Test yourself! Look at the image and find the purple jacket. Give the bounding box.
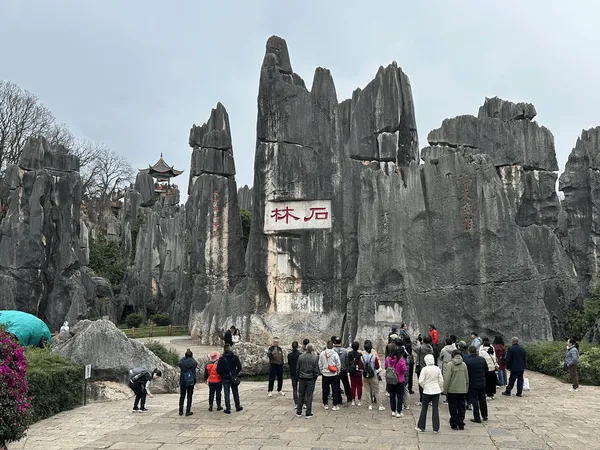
[385,356,407,383]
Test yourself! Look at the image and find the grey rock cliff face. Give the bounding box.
[0,137,105,330]
[238,185,253,211]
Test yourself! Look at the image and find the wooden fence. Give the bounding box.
[121,325,188,339]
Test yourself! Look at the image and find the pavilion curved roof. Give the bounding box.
[138,154,184,178]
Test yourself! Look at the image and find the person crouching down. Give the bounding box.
[128,368,162,412]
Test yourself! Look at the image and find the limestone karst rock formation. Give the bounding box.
[238,185,253,211]
[0,137,116,330]
[187,36,579,346]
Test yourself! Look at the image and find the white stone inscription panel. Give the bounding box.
[264,200,332,232]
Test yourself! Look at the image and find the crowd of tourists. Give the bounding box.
[127,323,581,433]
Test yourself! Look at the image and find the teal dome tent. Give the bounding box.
[0,310,53,346]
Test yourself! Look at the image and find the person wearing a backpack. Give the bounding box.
[413,335,434,405]
[318,341,341,410]
[493,336,507,386]
[128,368,162,412]
[416,354,443,433]
[204,351,223,411]
[333,336,351,404]
[178,349,198,416]
[216,344,243,414]
[359,340,385,411]
[385,345,408,417]
[348,341,362,406]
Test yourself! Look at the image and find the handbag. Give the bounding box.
[326,351,338,373]
[230,372,241,386]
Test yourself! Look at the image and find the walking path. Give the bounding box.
[9,338,600,450]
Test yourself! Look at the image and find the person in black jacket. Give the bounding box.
[464,346,488,423]
[295,343,320,418]
[128,368,162,412]
[288,341,301,407]
[223,326,235,346]
[216,344,243,414]
[502,336,527,397]
[178,349,198,416]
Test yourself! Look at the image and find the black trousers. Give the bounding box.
[407,360,415,392]
[417,393,440,432]
[296,379,316,416]
[336,370,351,403]
[208,381,222,407]
[469,387,488,421]
[129,381,146,409]
[179,385,194,413]
[505,370,524,395]
[447,393,466,429]
[322,375,339,406]
[268,364,283,392]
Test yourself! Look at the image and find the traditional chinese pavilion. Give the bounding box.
[138,153,184,186]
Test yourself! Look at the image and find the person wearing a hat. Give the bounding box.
[204,351,223,411]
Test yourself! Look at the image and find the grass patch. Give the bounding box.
[523,341,600,386]
[144,340,180,367]
[25,347,83,423]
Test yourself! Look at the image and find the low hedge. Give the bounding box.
[144,340,179,367]
[523,341,600,386]
[25,347,83,423]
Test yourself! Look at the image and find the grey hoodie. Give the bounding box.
[414,342,434,369]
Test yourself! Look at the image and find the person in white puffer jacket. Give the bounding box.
[479,337,498,400]
[416,354,444,433]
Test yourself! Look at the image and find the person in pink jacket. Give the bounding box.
[385,346,408,417]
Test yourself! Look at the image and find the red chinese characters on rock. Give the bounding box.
[270,206,329,224]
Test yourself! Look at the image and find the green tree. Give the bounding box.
[240,208,252,250]
[89,233,126,285]
[565,281,600,339]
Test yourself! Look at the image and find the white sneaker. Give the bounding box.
[391,412,397,417]
[378,405,386,411]
[357,401,362,407]
[397,412,404,418]
[268,392,272,397]
[569,388,579,392]
[416,402,422,406]
[386,392,390,396]
[324,404,329,410]
[351,400,356,406]
[294,404,297,409]
[332,405,340,411]
[368,405,373,410]
[404,404,410,410]
[279,391,286,396]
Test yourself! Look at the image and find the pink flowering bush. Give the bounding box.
[0,327,31,448]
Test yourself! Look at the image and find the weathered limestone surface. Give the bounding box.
[238,184,253,211]
[559,127,600,290]
[0,138,116,329]
[54,319,178,393]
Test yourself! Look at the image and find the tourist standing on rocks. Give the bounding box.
[479,338,498,400]
[413,335,434,405]
[319,341,341,410]
[443,349,469,430]
[565,338,580,392]
[333,337,351,404]
[288,341,301,407]
[471,332,482,351]
[360,340,384,411]
[385,345,408,417]
[216,344,243,414]
[302,338,310,352]
[232,328,241,344]
[204,351,223,411]
[178,349,198,416]
[223,326,235,346]
[267,337,285,397]
[295,343,320,418]
[416,354,443,433]
[493,336,507,386]
[128,368,162,413]
[464,346,488,423]
[348,341,363,405]
[502,337,527,398]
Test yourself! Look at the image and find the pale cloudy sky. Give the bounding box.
[2,1,599,198]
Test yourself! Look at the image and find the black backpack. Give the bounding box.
[347,351,359,373]
[362,355,375,379]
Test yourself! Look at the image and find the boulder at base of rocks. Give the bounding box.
[86,381,132,403]
[230,342,270,376]
[53,319,178,393]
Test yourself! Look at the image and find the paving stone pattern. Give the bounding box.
[9,370,600,450]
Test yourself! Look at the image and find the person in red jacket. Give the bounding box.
[204,352,223,411]
[429,325,440,364]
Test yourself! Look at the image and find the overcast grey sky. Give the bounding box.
[2,1,599,199]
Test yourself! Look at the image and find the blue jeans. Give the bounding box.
[223,380,241,411]
[497,369,507,386]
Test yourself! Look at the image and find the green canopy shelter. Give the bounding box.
[0,310,53,347]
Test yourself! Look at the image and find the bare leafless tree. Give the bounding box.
[79,142,133,201]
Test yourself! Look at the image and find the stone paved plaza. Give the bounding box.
[9,367,600,450]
